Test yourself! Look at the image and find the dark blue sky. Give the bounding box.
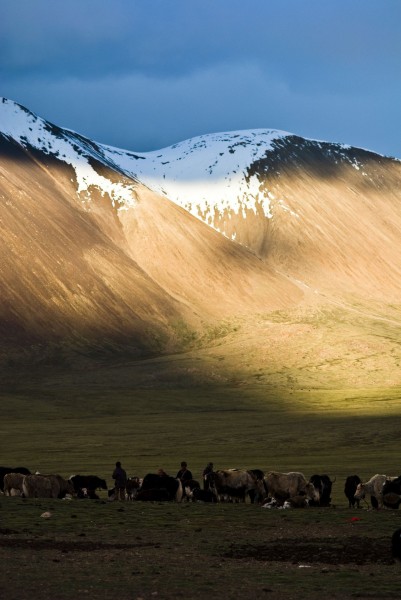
[1,0,400,156]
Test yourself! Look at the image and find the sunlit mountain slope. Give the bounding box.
[0,99,301,366]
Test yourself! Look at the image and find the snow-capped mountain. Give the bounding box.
[0,98,293,235]
[2,97,401,367]
[0,98,138,208]
[101,128,398,258]
[0,98,300,365]
[102,129,290,223]
[2,97,399,261]
[101,129,383,240]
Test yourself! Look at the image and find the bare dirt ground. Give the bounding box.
[225,535,393,565]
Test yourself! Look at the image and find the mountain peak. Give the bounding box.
[1,98,401,370]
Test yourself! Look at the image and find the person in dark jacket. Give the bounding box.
[112,461,127,501]
[202,462,214,490]
[176,461,192,483]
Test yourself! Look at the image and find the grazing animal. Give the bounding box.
[3,472,25,496]
[69,475,107,496]
[382,476,401,509]
[191,487,217,503]
[284,495,310,508]
[182,479,201,501]
[344,475,361,508]
[22,474,57,498]
[262,498,279,509]
[126,477,141,500]
[264,471,320,505]
[354,474,392,509]
[309,474,335,507]
[107,488,116,501]
[263,495,309,509]
[208,469,266,503]
[0,467,31,492]
[247,469,266,503]
[383,492,401,509]
[79,488,100,499]
[391,528,401,562]
[135,488,172,502]
[44,474,74,498]
[139,474,183,502]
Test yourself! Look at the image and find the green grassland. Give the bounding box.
[2,382,401,495]
[2,300,401,598]
[1,300,401,495]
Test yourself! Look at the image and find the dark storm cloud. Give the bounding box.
[2,0,400,84]
[1,0,400,156]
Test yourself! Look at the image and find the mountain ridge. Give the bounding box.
[0,98,301,367]
[1,97,401,375]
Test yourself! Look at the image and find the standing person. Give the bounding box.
[202,462,214,490]
[112,461,127,501]
[176,461,192,484]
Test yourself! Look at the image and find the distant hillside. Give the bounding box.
[0,99,299,367]
[1,97,401,373]
[101,128,401,301]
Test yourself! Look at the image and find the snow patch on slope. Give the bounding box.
[0,98,137,209]
[101,129,292,234]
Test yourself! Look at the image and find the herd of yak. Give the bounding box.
[2,465,401,510]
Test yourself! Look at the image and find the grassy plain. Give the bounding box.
[2,380,401,495]
[2,495,401,599]
[1,300,401,598]
[1,301,401,485]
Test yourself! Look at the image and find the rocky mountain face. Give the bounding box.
[1,98,401,368]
